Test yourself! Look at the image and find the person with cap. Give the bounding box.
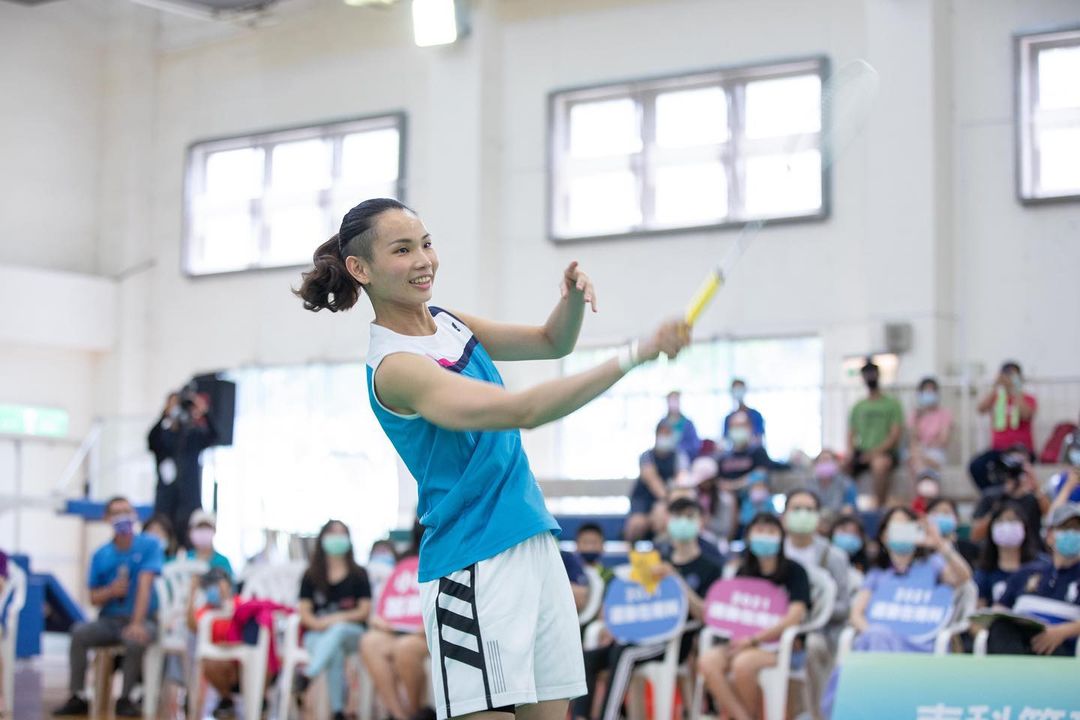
[573,497,722,720]
[54,496,164,717]
[186,509,234,577]
[984,503,1080,656]
[969,360,1038,491]
[722,378,766,448]
[845,358,904,509]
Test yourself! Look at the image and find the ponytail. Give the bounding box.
[293,234,361,312]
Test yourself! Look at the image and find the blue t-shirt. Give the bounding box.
[974,567,1015,606]
[367,307,559,583]
[186,549,234,578]
[89,534,165,618]
[561,550,588,586]
[862,554,947,593]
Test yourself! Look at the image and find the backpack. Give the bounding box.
[1040,423,1078,464]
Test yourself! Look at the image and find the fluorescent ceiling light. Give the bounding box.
[411,0,461,47]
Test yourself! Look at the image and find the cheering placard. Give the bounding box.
[376,556,423,632]
[704,578,790,642]
[603,576,687,645]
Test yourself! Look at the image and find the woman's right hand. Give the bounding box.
[638,319,691,363]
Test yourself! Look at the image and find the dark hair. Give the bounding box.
[918,376,939,391]
[785,488,821,511]
[1001,361,1022,377]
[874,506,929,568]
[739,512,790,580]
[977,500,1039,572]
[304,519,364,593]
[829,513,871,571]
[293,198,413,313]
[144,513,178,557]
[405,518,425,559]
[731,378,746,388]
[369,539,397,560]
[926,497,959,517]
[576,522,604,539]
[104,496,130,515]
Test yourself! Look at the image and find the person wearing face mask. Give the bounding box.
[970,452,1049,548]
[574,498,722,720]
[737,471,777,537]
[974,502,1039,608]
[722,379,766,448]
[54,497,165,717]
[907,376,953,476]
[661,391,702,459]
[143,513,178,561]
[575,523,614,586]
[367,539,399,601]
[807,449,857,521]
[185,510,234,576]
[828,514,872,575]
[297,520,372,720]
[845,359,904,509]
[969,361,1038,491]
[781,490,851,720]
[910,469,941,516]
[924,498,979,566]
[183,567,238,719]
[985,504,1080,656]
[697,513,809,720]
[624,423,690,542]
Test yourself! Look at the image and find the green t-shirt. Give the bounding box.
[849,394,903,452]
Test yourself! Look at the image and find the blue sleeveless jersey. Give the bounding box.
[366,306,559,583]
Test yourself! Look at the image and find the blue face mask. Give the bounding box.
[1055,529,1080,558]
[668,516,699,542]
[886,539,916,556]
[748,535,781,559]
[111,516,136,537]
[204,585,222,608]
[832,532,863,555]
[932,515,957,536]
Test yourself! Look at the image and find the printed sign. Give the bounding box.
[603,576,687,645]
[866,578,953,642]
[703,578,790,642]
[833,653,1080,720]
[375,556,423,632]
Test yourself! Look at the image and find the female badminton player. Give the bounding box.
[296,198,690,720]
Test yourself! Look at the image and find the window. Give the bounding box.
[549,58,826,241]
[184,114,405,275]
[1017,28,1080,202]
[557,336,823,479]
[206,363,402,570]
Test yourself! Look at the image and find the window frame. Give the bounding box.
[1015,25,1080,206]
[182,112,408,278]
[546,55,830,243]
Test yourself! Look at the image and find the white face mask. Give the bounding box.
[729,426,751,447]
[189,527,215,550]
[656,434,677,452]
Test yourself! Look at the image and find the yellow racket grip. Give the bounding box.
[684,270,723,325]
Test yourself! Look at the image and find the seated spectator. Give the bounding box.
[807,449,857,522]
[974,500,1040,608]
[969,361,1037,491]
[847,507,972,653]
[697,513,809,720]
[562,550,592,613]
[970,451,1049,546]
[297,520,372,720]
[782,490,851,720]
[360,528,431,720]
[845,359,903,509]
[1048,467,1080,516]
[925,498,980,567]
[576,523,614,585]
[661,391,701,459]
[54,496,164,717]
[829,514,872,575]
[143,513,178,560]
[185,567,238,718]
[723,379,766,447]
[575,497,721,720]
[985,504,1080,656]
[624,423,689,542]
[737,470,776,538]
[911,469,941,516]
[186,510,233,576]
[367,538,399,599]
[907,377,952,475]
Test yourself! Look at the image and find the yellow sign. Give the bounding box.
[629,549,662,595]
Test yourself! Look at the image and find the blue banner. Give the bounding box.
[834,653,1080,720]
[603,576,687,645]
[865,578,954,642]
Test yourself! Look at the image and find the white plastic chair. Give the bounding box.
[190,561,306,720]
[632,617,695,720]
[579,566,605,626]
[1,563,27,717]
[142,559,208,719]
[274,613,311,720]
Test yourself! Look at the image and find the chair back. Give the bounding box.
[579,566,605,625]
[1,563,27,637]
[801,566,838,633]
[240,560,307,605]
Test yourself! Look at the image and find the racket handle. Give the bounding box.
[684,270,723,325]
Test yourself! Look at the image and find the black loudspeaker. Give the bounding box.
[191,373,236,447]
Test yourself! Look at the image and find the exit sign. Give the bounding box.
[0,404,69,438]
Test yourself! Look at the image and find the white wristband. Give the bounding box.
[617,339,640,373]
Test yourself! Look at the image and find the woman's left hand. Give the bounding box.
[560,261,597,312]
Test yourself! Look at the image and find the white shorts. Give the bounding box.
[420,532,587,719]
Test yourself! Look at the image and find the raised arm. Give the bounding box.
[375,319,689,431]
[451,262,596,361]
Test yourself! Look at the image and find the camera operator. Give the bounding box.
[147,385,218,548]
[970,448,1050,549]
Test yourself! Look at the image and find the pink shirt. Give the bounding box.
[909,407,952,448]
